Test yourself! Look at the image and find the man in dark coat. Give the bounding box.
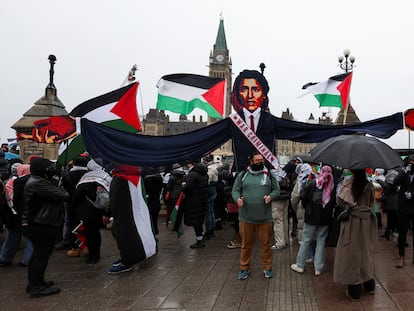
[181,161,209,248]
[394,154,414,268]
[22,158,69,297]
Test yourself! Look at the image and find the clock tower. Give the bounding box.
[209,15,233,157]
[209,15,232,118]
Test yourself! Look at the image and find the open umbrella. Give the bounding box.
[309,134,403,169]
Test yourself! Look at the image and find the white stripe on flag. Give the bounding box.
[58,137,75,155]
[129,179,156,258]
[157,79,204,101]
[82,103,119,123]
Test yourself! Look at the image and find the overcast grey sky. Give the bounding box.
[1,0,413,149]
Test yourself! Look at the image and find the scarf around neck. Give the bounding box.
[316,165,334,207]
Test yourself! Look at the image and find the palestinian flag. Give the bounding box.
[170,192,185,238]
[58,82,141,165]
[72,221,87,251]
[110,174,157,266]
[302,72,353,109]
[156,74,225,119]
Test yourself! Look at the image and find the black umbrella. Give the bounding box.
[309,134,403,169]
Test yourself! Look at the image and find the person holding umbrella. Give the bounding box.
[307,134,403,300]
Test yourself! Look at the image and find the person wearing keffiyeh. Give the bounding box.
[73,159,112,265]
[290,163,314,242]
[316,165,334,208]
[291,165,335,276]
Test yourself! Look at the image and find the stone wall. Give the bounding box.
[18,140,59,163]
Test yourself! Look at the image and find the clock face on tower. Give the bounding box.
[216,54,224,62]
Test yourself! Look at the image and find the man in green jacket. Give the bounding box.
[232,151,280,280]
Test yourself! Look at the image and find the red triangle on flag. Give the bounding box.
[404,109,414,130]
[110,82,142,131]
[202,80,225,116]
[336,72,353,110]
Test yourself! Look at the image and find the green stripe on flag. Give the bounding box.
[170,206,184,238]
[314,94,343,109]
[57,135,86,165]
[157,94,222,119]
[103,119,139,132]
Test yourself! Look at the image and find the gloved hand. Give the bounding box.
[405,191,412,200]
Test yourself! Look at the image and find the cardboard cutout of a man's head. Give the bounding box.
[231,70,270,112]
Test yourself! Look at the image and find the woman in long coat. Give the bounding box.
[334,169,376,301]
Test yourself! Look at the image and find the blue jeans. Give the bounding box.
[0,228,33,264]
[295,223,328,271]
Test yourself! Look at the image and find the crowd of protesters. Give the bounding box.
[0,144,414,303]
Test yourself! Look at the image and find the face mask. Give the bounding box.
[250,163,264,171]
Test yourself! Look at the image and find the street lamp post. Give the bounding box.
[338,49,355,73]
[337,49,355,124]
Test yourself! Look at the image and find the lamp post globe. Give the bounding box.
[338,49,355,73]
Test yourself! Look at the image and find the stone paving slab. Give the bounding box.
[0,220,412,310]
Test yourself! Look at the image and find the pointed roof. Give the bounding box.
[11,55,68,130]
[214,15,227,51]
[334,103,361,125]
[281,108,294,120]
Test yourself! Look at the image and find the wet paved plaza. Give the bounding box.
[0,218,413,311]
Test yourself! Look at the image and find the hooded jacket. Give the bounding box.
[22,158,69,226]
[181,163,209,226]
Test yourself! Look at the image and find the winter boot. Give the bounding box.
[379,230,390,240]
[190,240,206,249]
[363,279,375,294]
[346,284,361,301]
[395,256,404,268]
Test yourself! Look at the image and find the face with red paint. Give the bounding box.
[239,78,264,112]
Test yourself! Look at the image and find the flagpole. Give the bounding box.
[338,49,355,125]
[126,65,144,130]
[139,81,145,129]
[343,97,350,125]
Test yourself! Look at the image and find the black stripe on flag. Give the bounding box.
[162,73,224,90]
[70,82,137,117]
[329,73,349,82]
